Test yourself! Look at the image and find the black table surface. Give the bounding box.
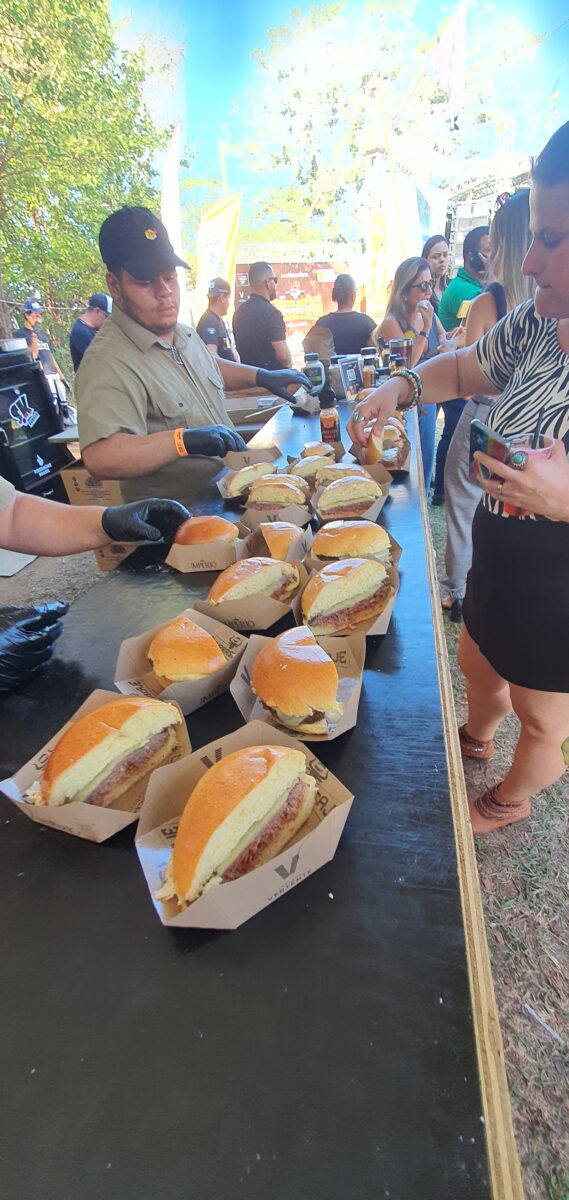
[0,406,491,1200]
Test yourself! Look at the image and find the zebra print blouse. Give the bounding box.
[476,300,569,518]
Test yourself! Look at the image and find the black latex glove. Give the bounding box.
[101,499,192,543]
[255,368,311,402]
[182,425,246,456]
[0,602,68,692]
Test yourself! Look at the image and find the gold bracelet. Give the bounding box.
[173,427,188,457]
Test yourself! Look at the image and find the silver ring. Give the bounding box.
[509,450,529,471]
[352,409,365,424]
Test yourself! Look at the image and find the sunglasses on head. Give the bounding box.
[495,191,511,211]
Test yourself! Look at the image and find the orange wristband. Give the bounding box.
[174,427,188,457]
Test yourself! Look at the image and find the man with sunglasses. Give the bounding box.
[232,261,293,371]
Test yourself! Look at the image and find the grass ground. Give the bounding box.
[428,498,569,1200]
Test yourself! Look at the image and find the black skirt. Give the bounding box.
[462,503,569,692]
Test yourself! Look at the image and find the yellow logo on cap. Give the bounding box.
[144,228,157,240]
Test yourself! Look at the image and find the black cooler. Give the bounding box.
[0,349,73,501]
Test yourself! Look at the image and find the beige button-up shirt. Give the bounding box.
[76,305,233,504]
[0,476,15,513]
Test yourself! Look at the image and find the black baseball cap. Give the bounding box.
[88,293,112,313]
[98,206,189,280]
[208,277,231,297]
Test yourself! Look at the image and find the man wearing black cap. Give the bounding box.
[196,278,237,361]
[69,294,112,372]
[75,207,308,504]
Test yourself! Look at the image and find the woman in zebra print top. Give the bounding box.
[349,120,569,835]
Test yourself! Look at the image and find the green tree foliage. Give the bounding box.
[230,0,545,245]
[0,0,166,346]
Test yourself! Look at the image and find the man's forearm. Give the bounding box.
[216,359,259,390]
[2,492,110,554]
[82,431,180,480]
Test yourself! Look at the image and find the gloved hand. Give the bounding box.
[101,499,192,543]
[0,602,68,692]
[182,425,246,456]
[255,368,312,402]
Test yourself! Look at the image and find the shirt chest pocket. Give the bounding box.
[150,385,191,426]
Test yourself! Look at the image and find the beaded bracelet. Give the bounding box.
[394,367,423,408]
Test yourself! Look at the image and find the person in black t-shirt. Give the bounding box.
[196,277,237,361]
[232,261,291,371]
[69,293,112,371]
[313,274,376,355]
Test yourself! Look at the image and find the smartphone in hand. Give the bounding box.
[469,418,510,484]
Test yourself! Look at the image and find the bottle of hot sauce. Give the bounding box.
[319,384,340,445]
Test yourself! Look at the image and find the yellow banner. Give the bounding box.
[195,195,241,314]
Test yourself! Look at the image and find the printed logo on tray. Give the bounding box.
[9,393,39,429]
[274,853,300,880]
[269,854,312,901]
[225,634,244,658]
[240,663,252,689]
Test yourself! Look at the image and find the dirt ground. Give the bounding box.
[2,492,568,1199]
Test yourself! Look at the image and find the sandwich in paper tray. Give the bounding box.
[0,689,191,842]
[135,720,354,930]
[114,607,247,716]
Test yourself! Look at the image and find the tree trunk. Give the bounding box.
[0,273,13,339]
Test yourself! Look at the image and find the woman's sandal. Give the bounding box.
[469,786,531,835]
[459,724,495,760]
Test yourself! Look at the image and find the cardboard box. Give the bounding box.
[135,720,354,929]
[194,562,309,632]
[0,690,191,842]
[59,461,137,571]
[114,608,247,716]
[230,632,365,741]
[305,532,402,575]
[293,563,399,637]
[165,528,248,574]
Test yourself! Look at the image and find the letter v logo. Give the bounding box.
[200,747,223,769]
[274,853,300,879]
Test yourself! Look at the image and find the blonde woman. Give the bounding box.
[375,257,445,491]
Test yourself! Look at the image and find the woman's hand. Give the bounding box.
[476,440,569,521]
[347,377,412,447]
[418,300,434,334]
[439,326,464,353]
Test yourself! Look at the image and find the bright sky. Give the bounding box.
[112,0,569,189]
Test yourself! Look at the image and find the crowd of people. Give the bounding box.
[3,116,568,840]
